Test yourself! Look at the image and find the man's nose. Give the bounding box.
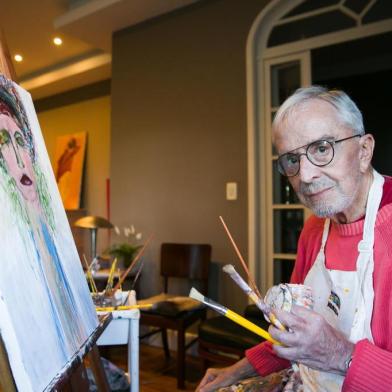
[297,154,320,183]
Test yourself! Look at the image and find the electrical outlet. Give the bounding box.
[226,182,238,200]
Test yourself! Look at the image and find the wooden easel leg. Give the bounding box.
[0,335,17,392]
[87,345,111,392]
[66,363,90,391]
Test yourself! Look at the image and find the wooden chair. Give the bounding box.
[139,243,211,389]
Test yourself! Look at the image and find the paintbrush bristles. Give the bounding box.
[82,254,98,293]
[219,216,262,299]
[222,264,235,274]
[189,287,204,303]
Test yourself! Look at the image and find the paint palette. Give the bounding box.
[264,283,314,314]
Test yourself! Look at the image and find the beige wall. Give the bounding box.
[37,96,111,254]
[111,0,268,310]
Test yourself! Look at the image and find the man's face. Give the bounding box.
[273,100,362,218]
[0,114,37,202]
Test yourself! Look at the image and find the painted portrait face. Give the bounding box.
[273,100,363,218]
[0,113,37,203]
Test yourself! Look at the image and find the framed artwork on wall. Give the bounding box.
[54,131,87,210]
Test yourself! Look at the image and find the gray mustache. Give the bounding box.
[299,178,336,195]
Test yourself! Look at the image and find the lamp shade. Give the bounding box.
[74,216,113,229]
[73,215,113,260]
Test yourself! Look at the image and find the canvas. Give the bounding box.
[0,75,98,391]
[54,132,87,210]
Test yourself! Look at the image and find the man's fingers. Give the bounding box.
[290,304,313,317]
[198,374,229,392]
[196,368,218,391]
[272,344,303,362]
[268,323,301,347]
[196,368,234,392]
[271,308,303,330]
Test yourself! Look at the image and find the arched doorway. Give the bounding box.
[246,0,392,293]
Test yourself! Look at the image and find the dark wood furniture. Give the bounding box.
[140,243,211,389]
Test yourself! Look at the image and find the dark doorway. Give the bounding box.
[312,32,392,175]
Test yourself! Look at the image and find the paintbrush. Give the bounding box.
[219,216,261,298]
[189,287,281,346]
[223,264,269,312]
[95,304,153,312]
[131,257,145,290]
[82,254,98,294]
[110,234,153,294]
[223,264,285,331]
[104,257,118,294]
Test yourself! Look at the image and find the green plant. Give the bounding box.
[106,225,142,268]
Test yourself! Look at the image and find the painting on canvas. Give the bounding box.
[0,75,98,391]
[54,131,87,210]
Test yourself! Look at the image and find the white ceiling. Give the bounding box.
[0,0,198,99]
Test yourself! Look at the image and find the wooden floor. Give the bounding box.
[99,344,205,391]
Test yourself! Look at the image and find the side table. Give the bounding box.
[97,308,140,392]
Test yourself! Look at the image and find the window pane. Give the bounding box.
[273,259,295,285]
[344,0,371,14]
[268,11,355,47]
[272,160,300,204]
[271,62,301,107]
[284,0,340,18]
[363,0,392,24]
[273,209,303,254]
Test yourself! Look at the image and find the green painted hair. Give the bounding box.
[0,76,55,231]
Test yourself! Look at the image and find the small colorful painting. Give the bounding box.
[54,132,87,210]
[0,75,98,391]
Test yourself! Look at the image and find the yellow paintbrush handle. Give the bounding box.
[96,304,153,312]
[87,271,97,293]
[226,309,281,346]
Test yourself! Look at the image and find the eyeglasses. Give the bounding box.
[277,134,361,177]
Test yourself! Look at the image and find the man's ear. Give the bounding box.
[358,134,375,172]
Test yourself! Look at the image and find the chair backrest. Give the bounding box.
[160,243,211,293]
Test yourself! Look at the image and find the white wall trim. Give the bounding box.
[246,0,303,293]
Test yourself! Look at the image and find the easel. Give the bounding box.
[0,314,113,392]
[0,31,113,392]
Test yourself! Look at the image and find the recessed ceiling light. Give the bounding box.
[14,54,23,62]
[53,37,63,46]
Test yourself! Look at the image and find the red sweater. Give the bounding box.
[246,176,392,391]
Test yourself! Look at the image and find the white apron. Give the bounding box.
[299,170,384,392]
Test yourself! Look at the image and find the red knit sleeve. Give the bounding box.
[245,341,290,376]
[343,339,392,391]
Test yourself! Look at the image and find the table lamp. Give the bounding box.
[74,215,113,260]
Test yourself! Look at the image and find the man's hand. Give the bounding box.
[269,305,354,375]
[196,357,256,392]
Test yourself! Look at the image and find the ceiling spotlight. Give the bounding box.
[53,37,63,46]
[14,54,23,62]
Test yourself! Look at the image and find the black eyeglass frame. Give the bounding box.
[277,134,362,177]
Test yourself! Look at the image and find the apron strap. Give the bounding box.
[320,219,330,252]
[358,170,384,254]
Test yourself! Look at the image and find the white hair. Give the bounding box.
[273,86,365,136]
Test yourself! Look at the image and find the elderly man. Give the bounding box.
[197,86,392,391]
